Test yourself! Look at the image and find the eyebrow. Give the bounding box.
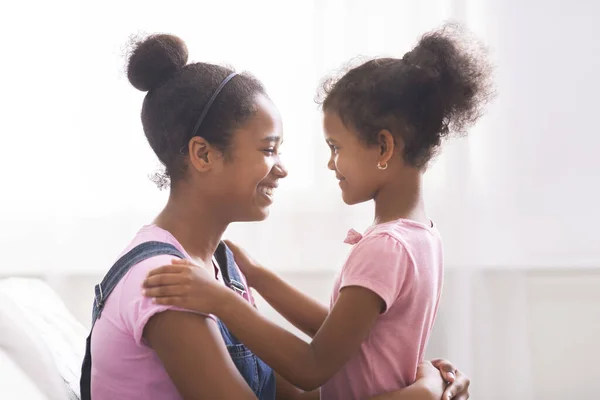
[262,135,282,144]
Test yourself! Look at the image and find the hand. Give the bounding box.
[430,359,470,400]
[415,361,446,399]
[223,240,262,287]
[142,259,229,314]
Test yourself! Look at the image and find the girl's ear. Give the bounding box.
[377,129,396,165]
[186,136,221,173]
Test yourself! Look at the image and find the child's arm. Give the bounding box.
[274,372,320,399]
[218,284,381,390]
[225,240,328,338]
[249,265,328,338]
[144,261,385,391]
[143,262,470,400]
[275,361,454,400]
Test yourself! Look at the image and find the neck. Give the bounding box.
[373,170,428,226]
[154,187,227,265]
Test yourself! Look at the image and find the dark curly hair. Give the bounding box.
[126,34,266,189]
[319,23,495,167]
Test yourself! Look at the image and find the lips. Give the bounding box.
[258,186,274,197]
[257,182,278,201]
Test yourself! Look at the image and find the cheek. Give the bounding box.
[332,153,346,172]
[251,156,273,180]
[232,156,272,188]
[340,154,378,189]
[335,152,362,177]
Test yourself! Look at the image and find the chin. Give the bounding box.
[342,197,361,206]
[238,207,270,222]
[254,208,270,221]
[341,191,370,206]
[341,194,359,205]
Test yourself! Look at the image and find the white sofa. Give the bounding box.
[0,278,86,400]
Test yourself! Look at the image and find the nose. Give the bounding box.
[273,157,288,179]
[327,154,335,171]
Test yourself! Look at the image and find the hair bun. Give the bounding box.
[401,23,494,138]
[127,34,189,92]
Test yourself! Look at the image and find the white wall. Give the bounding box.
[526,271,600,399]
[421,0,600,270]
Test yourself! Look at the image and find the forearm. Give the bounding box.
[368,381,437,400]
[252,266,328,338]
[280,389,320,400]
[275,373,320,400]
[218,290,325,390]
[277,375,436,400]
[276,373,436,400]
[296,391,320,400]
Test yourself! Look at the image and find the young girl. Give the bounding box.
[143,24,492,400]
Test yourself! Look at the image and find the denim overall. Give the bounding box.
[79,241,276,400]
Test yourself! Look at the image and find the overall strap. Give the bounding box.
[80,241,185,400]
[215,241,247,297]
[92,241,185,323]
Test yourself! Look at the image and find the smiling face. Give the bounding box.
[188,94,288,221]
[323,111,387,205]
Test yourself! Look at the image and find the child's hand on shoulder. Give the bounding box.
[142,258,228,314]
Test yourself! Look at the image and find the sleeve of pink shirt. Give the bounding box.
[339,233,412,313]
[117,254,216,346]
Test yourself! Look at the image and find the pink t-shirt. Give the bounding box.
[320,219,444,400]
[90,224,253,399]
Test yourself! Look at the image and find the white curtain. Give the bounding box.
[2,0,600,399]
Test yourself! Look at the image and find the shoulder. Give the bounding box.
[106,227,197,343]
[355,219,440,259]
[116,224,188,303]
[347,231,408,264]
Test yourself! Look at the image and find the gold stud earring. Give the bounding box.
[377,162,388,170]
